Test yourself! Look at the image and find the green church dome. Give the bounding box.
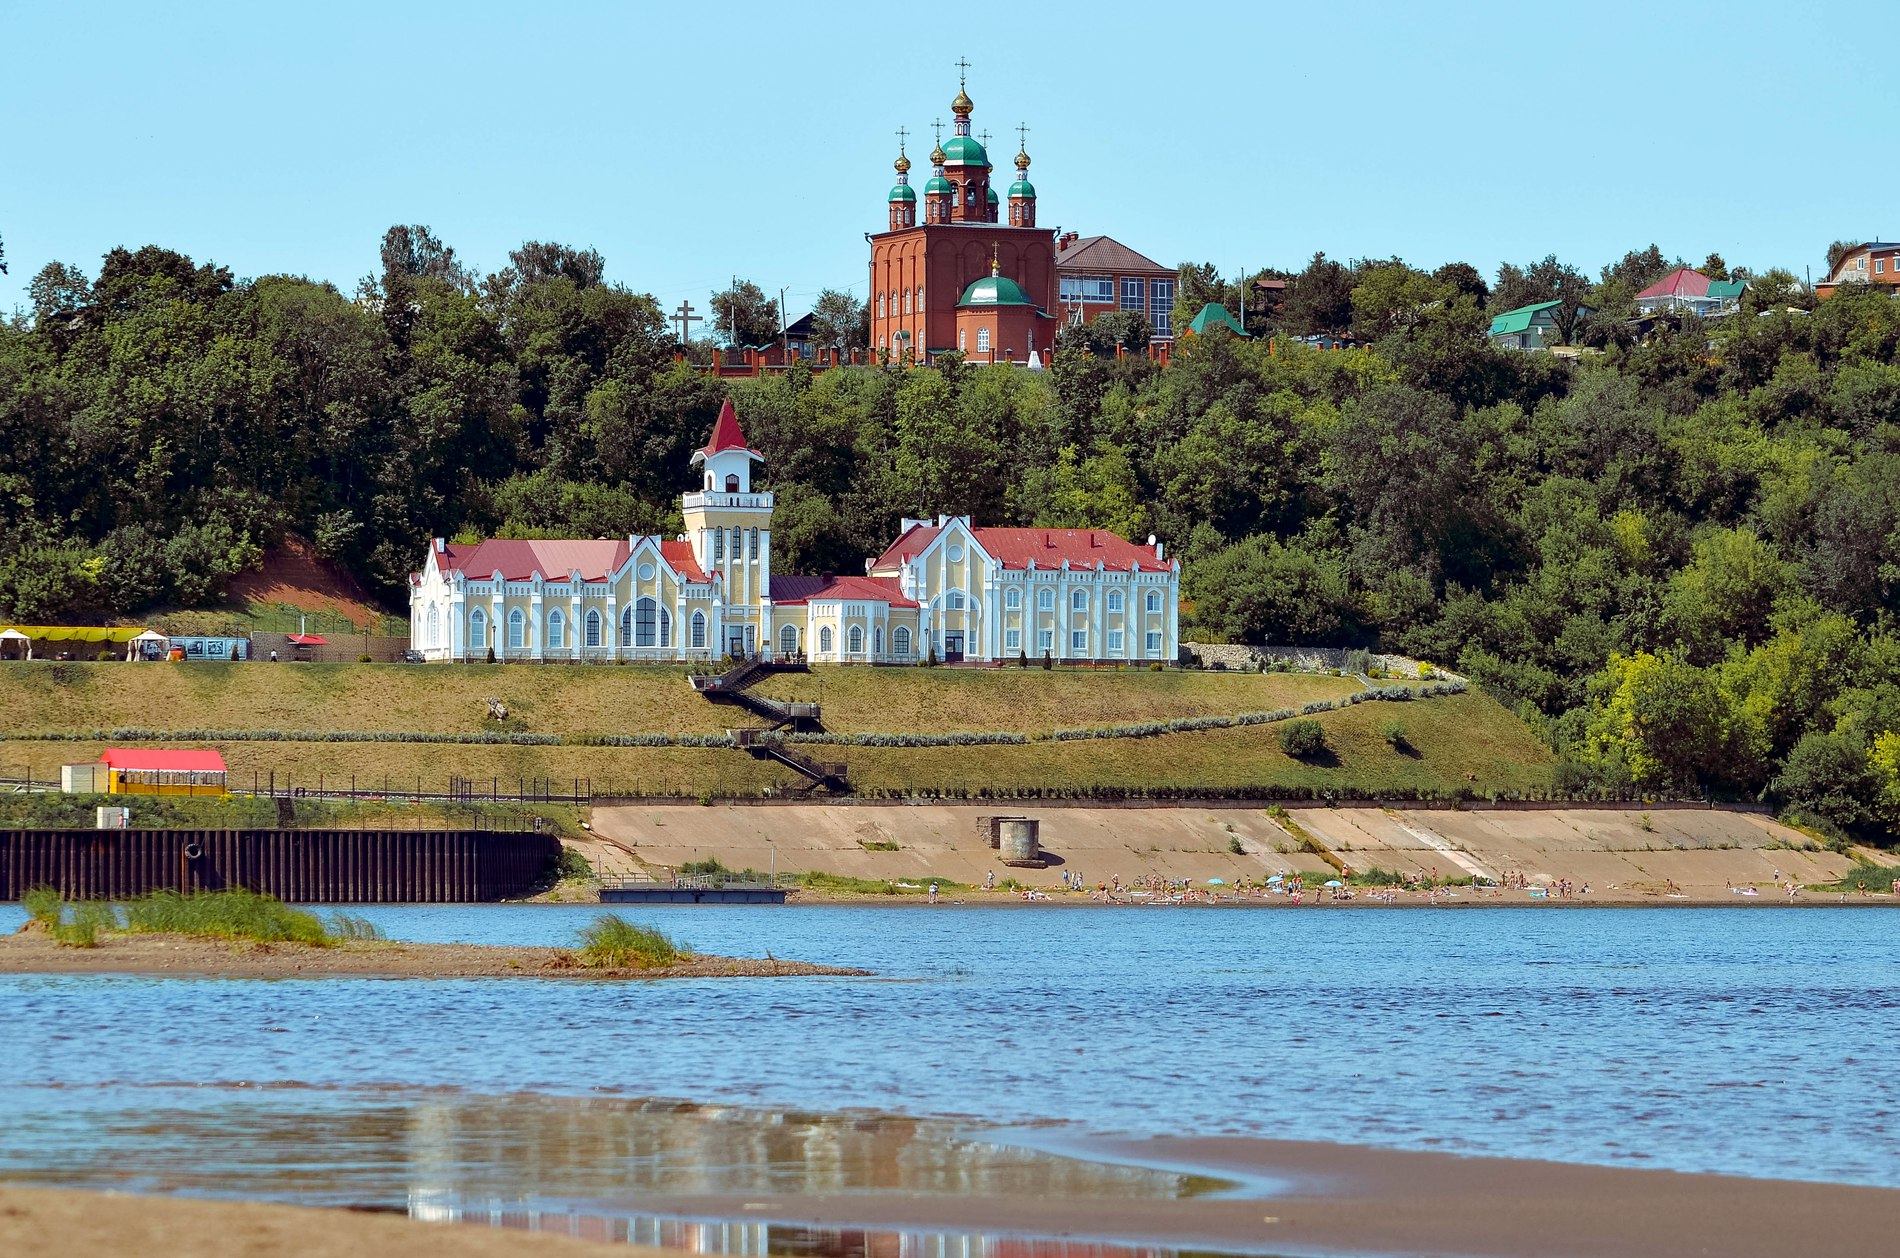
[924,175,952,195]
[957,274,1035,307]
[942,134,989,166]
[1008,179,1036,198]
[888,184,917,202]
[986,187,999,205]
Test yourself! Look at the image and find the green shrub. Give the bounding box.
[1279,719,1325,757]
[326,912,385,942]
[576,914,686,968]
[1379,719,1408,747]
[22,885,62,926]
[1227,835,1244,854]
[53,901,118,948]
[95,649,113,662]
[358,653,373,663]
[551,847,594,882]
[124,889,329,945]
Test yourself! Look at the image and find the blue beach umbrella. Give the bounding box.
[1206,878,1226,885]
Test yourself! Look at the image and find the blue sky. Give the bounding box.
[4,0,1894,317]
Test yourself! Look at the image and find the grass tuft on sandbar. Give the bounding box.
[575,914,687,969]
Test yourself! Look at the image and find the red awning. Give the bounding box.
[285,634,328,646]
[100,748,228,773]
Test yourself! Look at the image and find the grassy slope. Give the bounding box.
[0,661,1551,797]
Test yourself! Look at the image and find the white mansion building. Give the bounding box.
[409,401,1180,665]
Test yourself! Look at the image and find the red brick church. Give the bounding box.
[870,74,1057,366]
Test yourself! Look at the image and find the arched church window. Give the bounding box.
[819,626,833,654]
[1146,590,1162,614]
[635,598,658,647]
[731,527,742,558]
[547,609,565,650]
[1107,590,1124,613]
[426,605,439,648]
[724,474,739,493]
[1037,588,1055,611]
[585,608,601,647]
[778,623,797,657]
[507,608,525,649]
[959,328,966,351]
[620,606,635,648]
[916,285,924,308]
[848,625,864,655]
[692,610,707,649]
[714,529,724,561]
[874,625,884,655]
[947,589,964,610]
[468,608,485,649]
[893,626,911,657]
[748,528,758,558]
[903,290,911,314]
[877,294,885,318]
[1071,589,1088,612]
[659,605,672,648]
[1005,588,1021,610]
[977,328,990,354]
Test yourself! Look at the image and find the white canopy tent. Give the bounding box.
[128,628,170,662]
[0,628,30,660]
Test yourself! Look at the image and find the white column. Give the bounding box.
[605,597,619,660]
[1167,574,1180,661]
[530,594,543,660]
[449,595,465,661]
[489,595,503,658]
[1092,576,1104,661]
[569,597,582,661]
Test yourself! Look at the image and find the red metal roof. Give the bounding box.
[769,574,917,607]
[285,633,328,646]
[100,748,227,773]
[697,399,759,459]
[659,539,708,583]
[441,538,630,581]
[872,524,1164,574]
[1635,268,1714,300]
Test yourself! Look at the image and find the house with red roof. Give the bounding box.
[1634,268,1746,317]
[410,399,1178,664]
[92,748,228,797]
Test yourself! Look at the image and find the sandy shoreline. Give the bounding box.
[0,929,868,979]
[7,1129,1896,1258]
[774,887,1896,907]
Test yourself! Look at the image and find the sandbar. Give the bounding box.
[0,929,867,979]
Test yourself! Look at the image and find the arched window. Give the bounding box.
[426,605,439,648]
[585,608,601,648]
[977,327,991,354]
[819,626,833,654]
[658,605,672,648]
[747,527,758,558]
[1005,588,1021,611]
[893,625,911,656]
[778,623,797,656]
[1071,589,1088,612]
[848,625,864,655]
[714,529,724,561]
[547,609,565,650]
[731,527,742,558]
[724,474,739,493]
[635,597,658,647]
[959,327,967,351]
[874,625,884,654]
[903,289,911,314]
[1037,588,1054,611]
[692,610,707,649]
[916,285,924,309]
[507,608,525,649]
[620,606,635,647]
[1107,590,1124,613]
[1146,590,1162,614]
[947,589,965,610]
[877,293,886,318]
[468,608,486,649]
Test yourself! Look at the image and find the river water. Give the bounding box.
[1,903,1895,1246]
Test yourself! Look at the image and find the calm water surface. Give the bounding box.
[1,903,1895,1217]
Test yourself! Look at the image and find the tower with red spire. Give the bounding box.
[683,399,772,649]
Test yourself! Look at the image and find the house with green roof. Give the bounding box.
[1487,300,1592,350]
[1185,301,1249,338]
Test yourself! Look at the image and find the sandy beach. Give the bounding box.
[10,1132,1895,1258]
[0,929,867,979]
[0,1185,665,1258]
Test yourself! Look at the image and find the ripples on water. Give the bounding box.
[0,902,1895,1209]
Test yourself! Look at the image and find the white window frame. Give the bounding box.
[1005,587,1022,610]
[947,589,965,610]
[1036,588,1054,611]
[1145,590,1162,614]
[779,623,797,656]
[469,608,486,649]
[691,610,706,649]
[1107,590,1124,612]
[977,327,990,353]
[1146,631,1162,655]
[1107,628,1124,652]
[848,625,864,655]
[547,609,564,650]
[1037,628,1054,654]
[713,529,724,561]
[1005,627,1022,651]
[819,625,834,654]
[1149,278,1175,335]
[1070,628,1087,654]
[893,625,911,656]
[585,609,601,648]
[1060,274,1115,304]
[1070,589,1087,612]
[1121,277,1144,310]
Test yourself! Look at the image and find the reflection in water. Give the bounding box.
[419,1198,1244,1258]
[0,1090,1227,1209]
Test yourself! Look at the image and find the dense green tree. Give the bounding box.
[709,278,781,347]
[809,288,867,352]
[1279,252,1355,337]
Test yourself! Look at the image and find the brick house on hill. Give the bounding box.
[1054,235,1178,340]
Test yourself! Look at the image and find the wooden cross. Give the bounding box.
[955,56,971,87]
[672,300,702,344]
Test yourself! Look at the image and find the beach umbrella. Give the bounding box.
[1266,874,1284,883]
[1324,879,1344,888]
[1206,877,1226,885]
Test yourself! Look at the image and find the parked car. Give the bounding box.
[399,649,425,663]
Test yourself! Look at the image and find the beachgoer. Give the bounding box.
[269,649,278,662]
[984,870,994,891]
[929,882,939,904]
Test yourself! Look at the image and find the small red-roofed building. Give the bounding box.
[410,399,1178,665]
[96,748,229,797]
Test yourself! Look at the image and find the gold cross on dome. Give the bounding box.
[955,56,971,87]
[1016,122,1030,148]
[895,125,908,151]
